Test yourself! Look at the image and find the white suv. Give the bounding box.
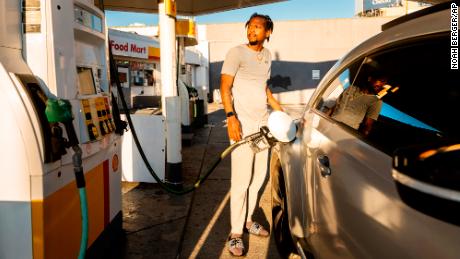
[271,2,460,258]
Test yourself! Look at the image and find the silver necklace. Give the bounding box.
[256,52,264,62]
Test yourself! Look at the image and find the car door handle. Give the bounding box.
[317,155,332,178]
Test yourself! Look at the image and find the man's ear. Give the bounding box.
[265,30,271,38]
[265,30,272,41]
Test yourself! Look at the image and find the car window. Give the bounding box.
[317,34,460,155]
[315,58,364,117]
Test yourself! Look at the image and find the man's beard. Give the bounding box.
[248,40,258,45]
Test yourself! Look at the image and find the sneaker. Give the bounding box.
[245,221,269,237]
[228,236,245,257]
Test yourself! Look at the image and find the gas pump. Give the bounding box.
[176,18,198,133]
[0,0,122,258]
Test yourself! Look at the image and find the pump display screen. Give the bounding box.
[74,6,103,32]
[77,67,96,95]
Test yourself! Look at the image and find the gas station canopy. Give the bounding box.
[98,0,452,15]
[97,0,287,16]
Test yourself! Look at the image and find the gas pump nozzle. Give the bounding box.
[244,126,278,154]
[45,99,85,187]
[45,99,79,147]
[243,111,297,154]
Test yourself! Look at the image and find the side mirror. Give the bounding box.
[267,111,296,143]
[392,142,460,226]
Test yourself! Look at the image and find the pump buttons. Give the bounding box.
[79,97,116,142]
[88,123,99,140]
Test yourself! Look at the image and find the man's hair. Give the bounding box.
[356,65,388,94]
[245,13,274,41]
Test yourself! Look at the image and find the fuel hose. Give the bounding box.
[108,43,252,195]
[71,144,88,259]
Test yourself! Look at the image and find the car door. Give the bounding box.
[310,34,460,259]
[313,104,397,258]
[302,60,374,259]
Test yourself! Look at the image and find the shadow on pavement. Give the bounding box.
[93,104,284,258]
[178,105,282,259]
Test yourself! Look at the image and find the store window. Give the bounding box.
[115,60,130,88]
[130,61,155,87]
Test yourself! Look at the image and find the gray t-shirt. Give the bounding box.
[221,44,272,122]
[331,85,382,129]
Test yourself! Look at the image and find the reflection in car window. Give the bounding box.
[316,75,345,115]
[380,103,439,133]
[316,59,363,117]
[338,69,351,90]
[316,34,459,155]
[363,34,460,155]
[316,58,388,136]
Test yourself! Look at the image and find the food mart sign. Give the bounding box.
[109,34,149,59]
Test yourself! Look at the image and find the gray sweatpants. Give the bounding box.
[230,118,268,234]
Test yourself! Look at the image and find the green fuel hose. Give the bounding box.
[77,188,89,259]
[71,139,88,258]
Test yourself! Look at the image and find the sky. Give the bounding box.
[106,0,355,27]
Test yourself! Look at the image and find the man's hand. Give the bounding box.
[266,87,283,111]
[227,116,242,141]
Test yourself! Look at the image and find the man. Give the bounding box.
[331,71,388,135]
[220,13,282,256]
